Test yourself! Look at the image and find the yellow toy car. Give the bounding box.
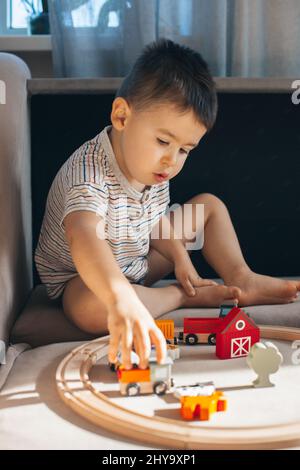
[174,382,227,421]
[179,392,227,420]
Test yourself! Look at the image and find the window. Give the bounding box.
[235,320,246,331]
[71,0,119,28]
[0,0,119,35]
[0,0,42,35]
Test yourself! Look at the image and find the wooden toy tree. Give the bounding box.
[247,341,283,388]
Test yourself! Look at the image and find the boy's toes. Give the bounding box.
[286,281,300,298]
[275,280,298,300]
[292,291,299,301]
[295,281,300,293]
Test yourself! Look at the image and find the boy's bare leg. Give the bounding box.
[62,271,240,334]
[188,194,300,305]
[63,274,184,333]
[144,193,300,306]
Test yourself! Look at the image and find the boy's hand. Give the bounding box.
[174,255,217,297]
[107,294,167,370]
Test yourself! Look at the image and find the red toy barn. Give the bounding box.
[216,307,260,359]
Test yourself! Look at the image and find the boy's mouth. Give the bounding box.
[153,172,169,182]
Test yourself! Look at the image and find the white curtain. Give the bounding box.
[49,0,300,77]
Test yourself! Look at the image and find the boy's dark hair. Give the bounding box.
[115,38,218,131]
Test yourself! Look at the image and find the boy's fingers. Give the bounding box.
[108,330,121,364]
[149,327,167,365]
[134,323,151,369]
[135,344,150,370]
[133,336,142,368]
[193,277,218,287]
[121,323,134,370]
[184,278,195,296]
[176,272,190,295]
[177,272,194,296]
[197,280,216,287]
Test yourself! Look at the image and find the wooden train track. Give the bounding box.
[56,325,300,449]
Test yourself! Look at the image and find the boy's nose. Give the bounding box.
[162,152,177,167]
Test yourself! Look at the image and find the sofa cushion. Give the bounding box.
[10,280,300,348]
[10,285,97,348]
[0,340,157,450]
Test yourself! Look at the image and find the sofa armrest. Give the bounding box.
[0,53,32,347]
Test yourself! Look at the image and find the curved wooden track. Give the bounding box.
[56,325,300,449]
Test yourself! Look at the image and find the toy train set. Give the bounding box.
[107,302,277,421]
[56,326,293,447]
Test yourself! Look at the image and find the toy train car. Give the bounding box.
[179,317,221,345]
[117,357,174,396]
[155,319,177,344]
[155,317,222,345]
[155,302,238,346]
[109,344,180,371]
[155,304,260,359]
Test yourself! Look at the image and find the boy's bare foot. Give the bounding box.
[180,284,241,308]
[224,267,300,306]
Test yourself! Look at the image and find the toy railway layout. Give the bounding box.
[56,300,300,450]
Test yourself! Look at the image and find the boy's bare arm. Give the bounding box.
[65,211,132,304]
[64,211,167,368]
[150,214,188,263]
[150,214,217,295]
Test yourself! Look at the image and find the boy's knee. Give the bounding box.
[75,316,108,336]
[193,193,226,211]
[63,300,108,335]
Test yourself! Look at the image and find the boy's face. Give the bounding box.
[110,97,207,191]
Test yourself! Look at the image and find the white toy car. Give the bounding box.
[173,381,215,398]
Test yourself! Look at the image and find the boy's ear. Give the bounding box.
[111,97,131,130]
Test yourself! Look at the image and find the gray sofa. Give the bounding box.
[0,53,300,450]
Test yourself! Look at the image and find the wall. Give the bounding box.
[29,85,300,282]
[12,51,53,78]
[0,36,53,77]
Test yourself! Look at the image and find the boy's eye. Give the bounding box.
[157,138,188,155]
[157,138,168,145]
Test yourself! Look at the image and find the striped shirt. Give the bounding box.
[35,125,170,299]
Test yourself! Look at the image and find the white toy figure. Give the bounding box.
[247,341,283,388]
[174,381,215,398]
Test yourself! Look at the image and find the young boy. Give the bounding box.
[35,39,300,370]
